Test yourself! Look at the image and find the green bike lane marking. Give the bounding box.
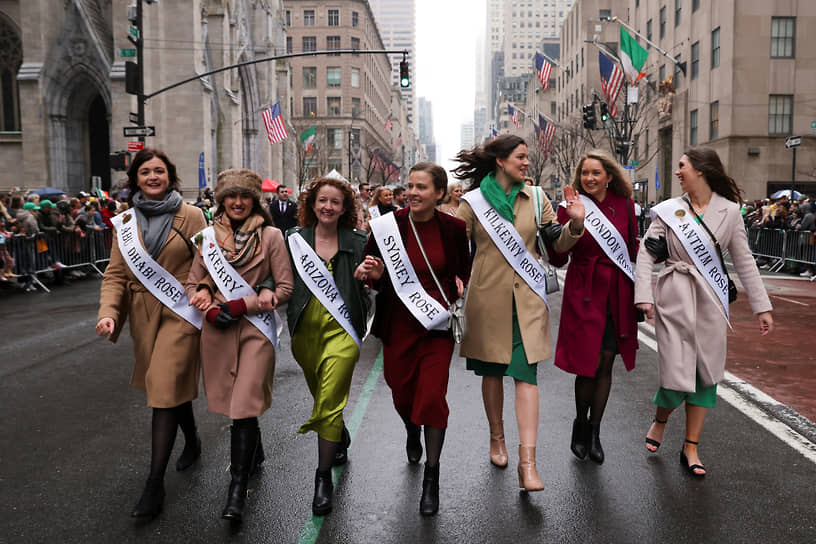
[296,349,384,544]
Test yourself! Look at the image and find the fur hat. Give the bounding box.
[214,168,263,205]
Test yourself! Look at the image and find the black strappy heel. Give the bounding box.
[680,439,706,477]
[645,418,668,453]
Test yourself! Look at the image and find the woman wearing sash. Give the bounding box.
[354,162,470,515]
[285,177,369,516]
[437,181,463,216]
[452,135,585,491]
[186,168,293,521]
[366,186,397,222]
[548,150,639,465]
[635,147,774,477]
[96,148,206,519]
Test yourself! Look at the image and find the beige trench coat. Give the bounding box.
[634,192,772,392]
[457,187,583,364]
[186,225,293,419]
[98,204,206,408]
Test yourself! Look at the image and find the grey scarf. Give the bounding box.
[132,190,183,259]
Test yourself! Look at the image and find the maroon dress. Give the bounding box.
[549,192,639,376]
[365,208,470,429]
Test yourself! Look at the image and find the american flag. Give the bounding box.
[598,52,624,118]
[535,53,552,92]
[539,114,555,154]
[261,102,288,144]
[384,114,393,131]
[491,127,499,138]
[508,104,521,128]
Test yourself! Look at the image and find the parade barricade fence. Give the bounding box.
[5,229,112,293]
[746,227,816,280]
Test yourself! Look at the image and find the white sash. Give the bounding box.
[368,206,381,219]
[651,198,730,319]
[368,213,449,331]
[579,195,635,282]
[287,232,362,348]
[197,227,282,346]
[111,212,203,329]
[462,189,550,306]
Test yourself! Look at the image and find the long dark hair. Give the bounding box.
[126,148,181,205]
[684,146,743,203]
[297,177,359,229]
[571,149,633,199]
[451,134,525,190]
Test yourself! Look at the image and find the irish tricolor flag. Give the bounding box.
[300,125,316,153]
[620,27,648,85]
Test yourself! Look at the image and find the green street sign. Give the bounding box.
[629,160,640,166]
[811,121,816,134]
[119,48,136,58]
[128,26,140,40]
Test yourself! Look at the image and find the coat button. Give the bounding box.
[514,282,520,288]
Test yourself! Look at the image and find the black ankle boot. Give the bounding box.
[312,469,334,516]
[221,425,258,522]
[570,419,590,460]
[419,462,440,516]
[333,427,351,466]
[588,423,605,464]
[131,478,165,519]
[176,432,202,472]
[406,422,423,464]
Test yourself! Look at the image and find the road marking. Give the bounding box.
[636,329,816,464]
[296,349,384,544]
[771,295,810,306]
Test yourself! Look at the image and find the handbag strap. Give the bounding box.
[682,196,732,281]
[407,213,452,307]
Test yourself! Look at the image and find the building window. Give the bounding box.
[328,159,343,173]
[303,10,315,26]
[302,36,316,52]
[711,27,720,68]
[327,128,343,149]
[645,128,650,159]
[692,0,700,12]
[303,67,317,89]
[709,101,719,140]
[327,97,341,117]
[691,41,699,79]
[286,36,292,54]
[672,54,680,84]
[647,19,652,49]
[675,0,681,27]
[327,36,341,55]
[351,37,360,55]
[659,64,666,83]
[285,10,290,26]
[352,11,359,27]
[0,18,22,132]
[352,97,361,117]
[768,95,793,135]
[599,9,611,19]
[771,17,795,58]
[328,9,339,26]
[303,97,317,117]
[351,67,360,88]
[327,67,341,87]
[689,109,698,145]
[659,6,666,39]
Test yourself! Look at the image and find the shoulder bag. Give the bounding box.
[531,186,560,294]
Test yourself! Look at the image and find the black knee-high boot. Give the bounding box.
[222,419,259,522]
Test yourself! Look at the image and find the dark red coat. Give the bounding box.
[548,192,639,376]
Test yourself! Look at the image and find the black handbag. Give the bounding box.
[682,197,737,304]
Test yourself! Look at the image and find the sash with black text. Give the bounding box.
[111,212,203,329]
[368,213,449,331]
[576,194,635,282]
[197,227,283,346]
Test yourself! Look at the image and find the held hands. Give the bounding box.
[354,256,384,282]
[257,288,278,311]
[205,298,247,330]
[757,311,774,336]
[190,288,213,311]
[644,236,669,262]
[636,303,655,320]
[562,186,585,229]
[539,221,563,248]
[95,317,115,337]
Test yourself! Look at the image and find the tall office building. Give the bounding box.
[368,0,416,128]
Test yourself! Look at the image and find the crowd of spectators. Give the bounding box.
[741,195,815,277]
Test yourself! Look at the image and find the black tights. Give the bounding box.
[146,401,197,482]
[574,350,616,424]
[402,416,446,467]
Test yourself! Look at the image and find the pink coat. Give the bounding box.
[549,192,639,376]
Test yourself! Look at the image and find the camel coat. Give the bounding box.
[457,186,584,365]
[186,225,293,419]
[634,192,772,392]
[98,203,206,408]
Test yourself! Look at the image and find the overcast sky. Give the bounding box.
[415,0,486,175]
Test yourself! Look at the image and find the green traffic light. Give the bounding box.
[400,77,409,87]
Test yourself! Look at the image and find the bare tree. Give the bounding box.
[295,138,328,191]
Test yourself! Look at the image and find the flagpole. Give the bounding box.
[608,16,687,76]
[537,51,561,68]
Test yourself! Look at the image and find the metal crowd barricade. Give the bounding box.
[4,229,112,293]
[783,229,816,269]
[746,227,787,272]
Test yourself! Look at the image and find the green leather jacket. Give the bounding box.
[285,225,370,338]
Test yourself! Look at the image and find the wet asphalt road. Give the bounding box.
[1,278,815,543]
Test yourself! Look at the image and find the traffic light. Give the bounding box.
[109,151,131,171]
[399,59,410,88]
[582,104,596,129]
[599,102,611,122]
[125,61,139,95]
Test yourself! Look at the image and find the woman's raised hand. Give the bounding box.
[354,256,384,281]
[563,186,586,226]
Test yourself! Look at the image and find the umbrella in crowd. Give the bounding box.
[29,187,67,199]
[262,179,280,193]
[771,189,803,200]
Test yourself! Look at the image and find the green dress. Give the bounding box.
[291,261,360,442]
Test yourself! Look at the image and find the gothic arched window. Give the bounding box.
[0,17,22,132]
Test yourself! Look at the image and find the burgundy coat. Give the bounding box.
[548,192,639,376]
[365,207,471,345]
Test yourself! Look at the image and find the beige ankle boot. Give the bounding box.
[517,445,545,491]
[488,420,508,468]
